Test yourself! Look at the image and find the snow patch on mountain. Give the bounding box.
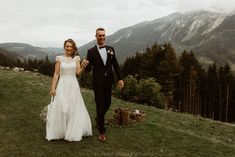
[182,19,205,42]
[202,14,227,35]
[113,31,132,43]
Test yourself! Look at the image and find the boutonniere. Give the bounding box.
[107,49,114,58]
[107,49,114,55]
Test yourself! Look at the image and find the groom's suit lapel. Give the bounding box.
[105,47,113,66]
[105,47,109,66]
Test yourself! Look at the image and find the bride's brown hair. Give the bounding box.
[64,39,78,58]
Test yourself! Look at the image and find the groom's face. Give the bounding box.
[96,30,105,46]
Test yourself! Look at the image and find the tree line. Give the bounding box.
[17,56,55,76]
[0,55,54,76]
[121,43,235,123]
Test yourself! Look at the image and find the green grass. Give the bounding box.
[1,70,235,157]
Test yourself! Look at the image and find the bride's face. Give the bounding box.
[64,42,74,56]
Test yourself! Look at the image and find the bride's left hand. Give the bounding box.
[49,89,56,97]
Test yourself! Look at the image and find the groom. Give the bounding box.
[83,27,124,142]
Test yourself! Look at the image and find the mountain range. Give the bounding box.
[0,10,234,66]
[79,10,235,65]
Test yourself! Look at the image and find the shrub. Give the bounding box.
[38,62,54,76]
[116,75,166,108]
[120,75,138,100]
[137,78,165,108]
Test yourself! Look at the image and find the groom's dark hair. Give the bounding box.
[96,27,105,34]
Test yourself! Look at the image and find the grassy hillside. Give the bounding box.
[1,70,235,157]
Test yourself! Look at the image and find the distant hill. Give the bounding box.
[0,47,24,62]
[79,10,235,65]
[0,48,18,67]
[0,43,63,61]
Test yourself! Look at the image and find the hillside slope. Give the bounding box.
[0,70,235,157]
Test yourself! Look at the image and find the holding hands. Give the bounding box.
[81,58,89,68]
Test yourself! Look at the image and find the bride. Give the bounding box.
[46,39,92,141]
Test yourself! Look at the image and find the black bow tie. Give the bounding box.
[99,45,106,49]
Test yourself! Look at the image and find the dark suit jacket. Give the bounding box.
[86,45,122,88]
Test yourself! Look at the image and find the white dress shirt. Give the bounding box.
[97,45,107,65]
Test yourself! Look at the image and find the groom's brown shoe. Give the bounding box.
[98,134,106,142]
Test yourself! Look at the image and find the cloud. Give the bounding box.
[173,0,235,12]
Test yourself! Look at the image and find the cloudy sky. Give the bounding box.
[0,0,234,48]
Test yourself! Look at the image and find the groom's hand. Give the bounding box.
[117,80,124,90]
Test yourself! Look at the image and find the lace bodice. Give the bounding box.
[56,55,80,76]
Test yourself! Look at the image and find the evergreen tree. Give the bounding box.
[206,63,218,119]
[220,64,233,122]
[156,43,179,109]
[177,51,203,114]
[142,43,162,78]
[38,55,54,76]
[122,52,143,78]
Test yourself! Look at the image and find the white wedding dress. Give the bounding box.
[46,55,92,141]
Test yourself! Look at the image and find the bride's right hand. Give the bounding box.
[49,89,56,97]
[81,58,89,68]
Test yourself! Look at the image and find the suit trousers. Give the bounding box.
[94,77,112,134]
